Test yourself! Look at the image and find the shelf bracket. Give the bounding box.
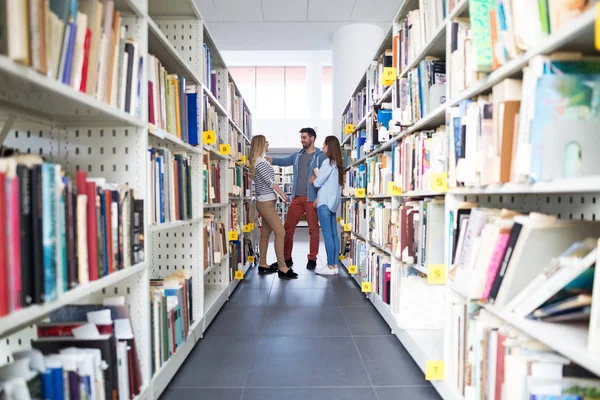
[0,114,17,147]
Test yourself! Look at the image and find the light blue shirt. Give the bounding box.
[314,158,341,213]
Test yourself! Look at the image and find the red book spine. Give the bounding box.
[0,173,8,316]
[86,181,98,281]
[79,28,92,93]
[148,82,155,125]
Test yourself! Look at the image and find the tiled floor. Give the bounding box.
[160,229,442,400]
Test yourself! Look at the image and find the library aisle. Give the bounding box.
[160,229,441,400]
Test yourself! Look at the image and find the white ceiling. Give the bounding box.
[195,0,398,50]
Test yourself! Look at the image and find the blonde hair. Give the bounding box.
[248,135,267,179]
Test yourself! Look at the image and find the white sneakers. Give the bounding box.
[315,265,338,275]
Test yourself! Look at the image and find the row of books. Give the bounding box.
[1,0,143,116]
[203,214,227,270]
[0,299,143,400]
[394,197,445,268]
[150,271,194,376]
[394,3,446,75]
[203,44,217,98]
[449,206,600,329]
[202,154,222,204]
[147,147,193,226]
[449,55,600,189]
[340,199,368,238]
[342,88,368,127]
[391,127,448,193]
[448,303,600,400]
[393,57,446,126]
[367,50,394,104]
[449,0,593,100]
[147,55,201,145]
[0,153,144,316]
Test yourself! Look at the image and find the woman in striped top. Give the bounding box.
[249,135,298,279]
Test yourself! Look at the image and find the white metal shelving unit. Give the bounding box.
[0,0,255,398]
[339,0,600,399]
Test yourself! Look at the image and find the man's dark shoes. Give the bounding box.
[307,260,317,270]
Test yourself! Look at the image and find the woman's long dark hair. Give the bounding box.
[324,136,344,186]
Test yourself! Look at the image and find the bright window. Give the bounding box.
[284,67,308,119]
[229,66,308,120]
[321,66,332,119]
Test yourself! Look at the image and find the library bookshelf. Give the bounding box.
[0,0,255,398]
[340,0,600,399]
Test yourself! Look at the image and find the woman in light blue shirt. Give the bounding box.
[310,136,344,275]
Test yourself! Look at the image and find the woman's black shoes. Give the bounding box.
[278,268,298,279]
[258,265,278,273]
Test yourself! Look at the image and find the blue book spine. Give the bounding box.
[187,92,199,145]
[50,366,64,400]
[62,23,77,84]
[42,163,57,302]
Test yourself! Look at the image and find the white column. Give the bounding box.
[332,23,385,136]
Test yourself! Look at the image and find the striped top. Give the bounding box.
[253,157,276,201]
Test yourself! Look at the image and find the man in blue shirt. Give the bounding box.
[267,128,327,270]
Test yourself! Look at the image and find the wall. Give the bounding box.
[222,50,332,149]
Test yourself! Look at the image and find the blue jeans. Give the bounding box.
[317,205,339,266]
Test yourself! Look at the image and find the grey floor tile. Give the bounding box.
[267,287,338,308]
[376,386,441,400]
[260,306,350,336]
[246,337,371,387]
[238,271,275,288]
[227,286,271,308]
[169,336,256,388]
[341,307,392,336]
[354,336,429,386]
[242,387,377,400]
[160,388,243,400]
[271,272,331,289]
[204,307,264,336]
[334,287,372,307]
[329,275,361,291]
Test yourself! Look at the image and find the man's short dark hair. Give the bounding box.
[300,127,316,139]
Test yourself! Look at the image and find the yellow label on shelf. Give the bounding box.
[361,282,372,293]
[425,361,445,380]
[427,264,447,285]
[219,144,231,155]
[387,182,402,196]
[430,173,449,193]
[348,265,357,274]
[243,224,251,233]
[228,231,239,241]
[382,67,397,85]
[238,155,247,165]
[355,188,366,198]
[596,3,600,51]
[203,130,216,144]
[247,256,255,263]
[343,224,351,232]
[249,223,255,230]
[339,254,345,261]
[234,270,244,280]
[337,217,343,223]
[344,124,355,134]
